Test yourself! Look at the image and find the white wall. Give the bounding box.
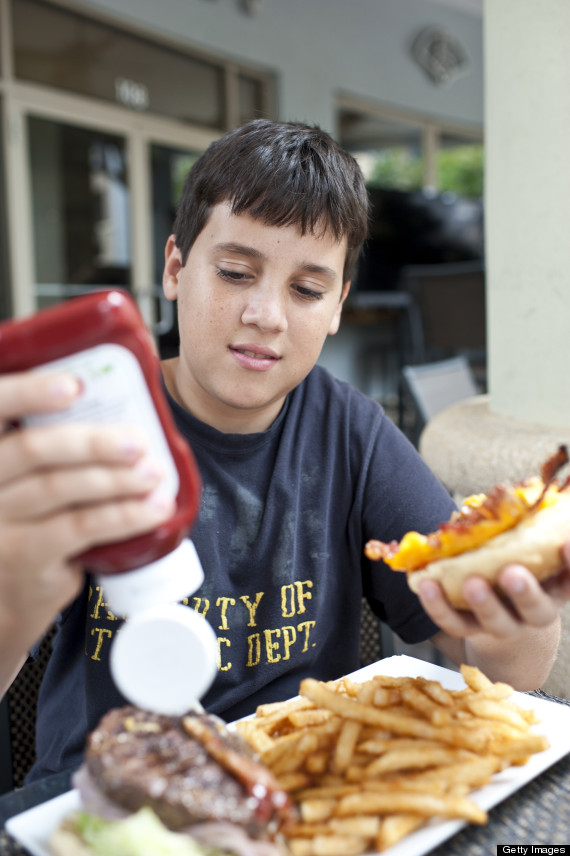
[75,0,483,133]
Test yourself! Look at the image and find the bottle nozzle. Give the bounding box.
[98,540,218,716]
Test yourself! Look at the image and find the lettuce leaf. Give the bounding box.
[75,807,217,856]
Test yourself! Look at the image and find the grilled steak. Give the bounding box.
[84,706,288,836]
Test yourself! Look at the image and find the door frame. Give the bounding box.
[2,80,219,323]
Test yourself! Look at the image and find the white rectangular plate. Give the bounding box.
[6,789,80,856]
[6,655,570,856]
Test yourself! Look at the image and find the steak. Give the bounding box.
[85,706,281,836]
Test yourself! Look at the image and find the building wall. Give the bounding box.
[74,0,483,133]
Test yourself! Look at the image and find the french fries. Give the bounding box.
[236,665,549,855]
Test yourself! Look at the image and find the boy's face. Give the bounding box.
[163,202,349,433]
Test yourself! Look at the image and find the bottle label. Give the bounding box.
[25,342,179,499]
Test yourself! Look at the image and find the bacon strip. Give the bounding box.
[364,539,400,562]
[183,714,296,827]
[540,444,569,488]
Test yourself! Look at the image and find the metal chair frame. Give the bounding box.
[402,355,479,446]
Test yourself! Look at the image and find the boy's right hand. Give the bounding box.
[0,371,175,681]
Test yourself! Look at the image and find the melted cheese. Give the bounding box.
[384,478,561,571]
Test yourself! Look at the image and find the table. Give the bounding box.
[1,691,569,855]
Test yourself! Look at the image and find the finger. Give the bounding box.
[0,493,175,570]
[0,558,84,650]
[497,564,560,626]
[0,422,148,484]
[459,575,522,637]
[416,578,483,637]
[57,492,177,560]
[0,372,81,427]
[0,457,166,520]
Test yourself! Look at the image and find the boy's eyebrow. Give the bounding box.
[299,262,339,282]
[214,242,339,282]
[215,242,265,260]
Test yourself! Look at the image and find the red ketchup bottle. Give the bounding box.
[0,290,217,714]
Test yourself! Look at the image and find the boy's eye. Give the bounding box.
[293,284,324,301]
[216,268,249,282]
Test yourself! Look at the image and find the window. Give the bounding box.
[238,74,266,126]
[338,102,484,292]
[12,0,274,130]
[338,103,483,197]
[437,134,484,198]
[339,111,424,191]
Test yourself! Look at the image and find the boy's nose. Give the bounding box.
[241,287,288,332]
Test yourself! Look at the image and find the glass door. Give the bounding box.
[26,121,204,354]
[27,116,131,310]
[150,143,201,357]
[3,84,217,332]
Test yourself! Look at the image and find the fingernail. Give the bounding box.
[118,429,148,458]
[135,458,165,481]
[48,374,81,401]
[418,580,439,601]
[146,492,175,514]
[506,574,527,594]
[464,579,488,604]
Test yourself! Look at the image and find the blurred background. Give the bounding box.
[0,0,485,427]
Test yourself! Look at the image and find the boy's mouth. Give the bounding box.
[229,344,280,370]
[237,349,274,359]
[231,343,279,358]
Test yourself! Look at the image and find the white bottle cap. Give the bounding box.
[110,603,218,715]
[98,540,204,617]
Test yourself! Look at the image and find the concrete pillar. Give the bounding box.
[485,0,570,426]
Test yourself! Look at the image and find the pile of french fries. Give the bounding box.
[236,665,549,855]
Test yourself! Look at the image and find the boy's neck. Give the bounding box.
[160,357,286,434]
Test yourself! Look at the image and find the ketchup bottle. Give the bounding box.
[0,290,217,714]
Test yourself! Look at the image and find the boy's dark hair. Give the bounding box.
[172,119,369,284]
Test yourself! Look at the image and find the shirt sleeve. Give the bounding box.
[360,411,457,644]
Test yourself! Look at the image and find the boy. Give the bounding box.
[0,120,567,783]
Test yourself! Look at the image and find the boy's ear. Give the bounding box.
[328,280,351,335]
[163,235,183,301]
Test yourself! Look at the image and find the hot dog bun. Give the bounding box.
[406,488,570,608]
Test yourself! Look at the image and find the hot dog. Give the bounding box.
[365,446,570,608]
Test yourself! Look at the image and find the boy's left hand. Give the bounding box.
[418,540,570,640]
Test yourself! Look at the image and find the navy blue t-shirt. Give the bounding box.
[30,365,455,781]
